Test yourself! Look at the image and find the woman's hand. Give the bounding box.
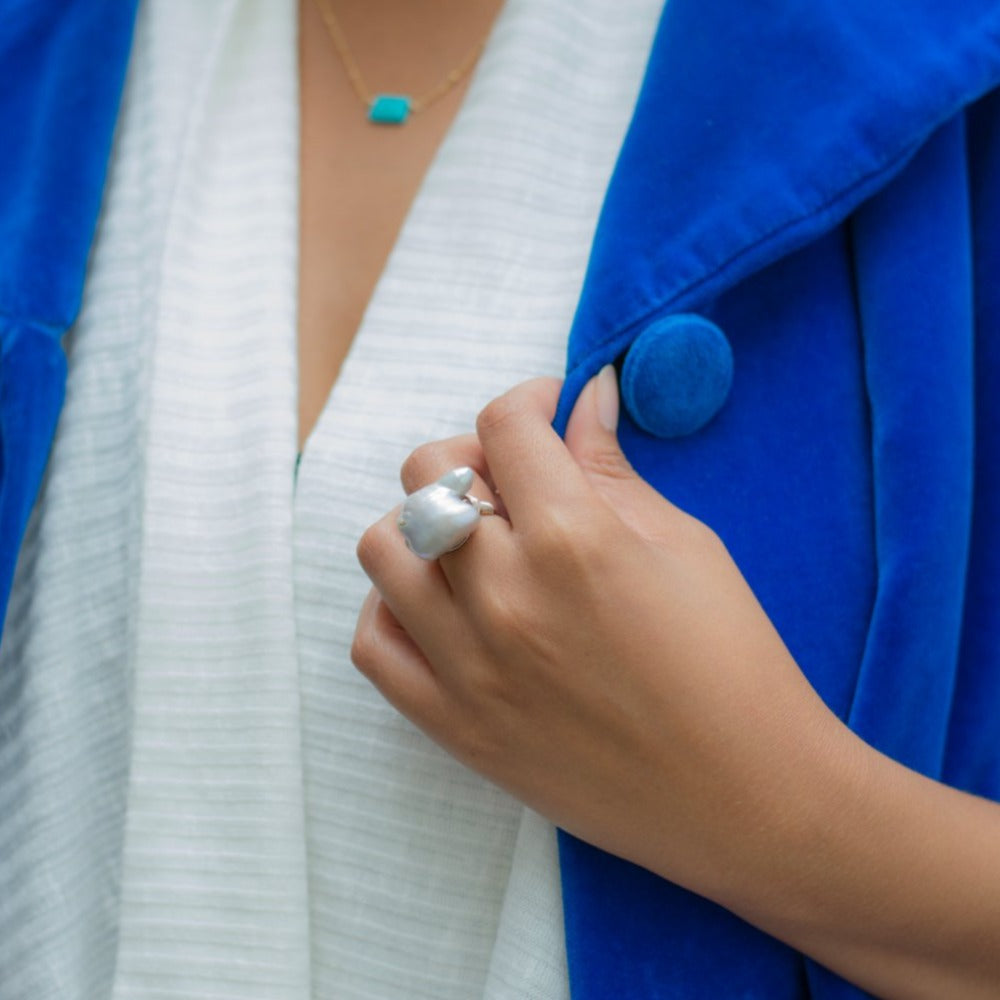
[354,367,1000,1000]
[353,368,834,896]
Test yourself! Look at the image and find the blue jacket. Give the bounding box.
[3,2,1000,997]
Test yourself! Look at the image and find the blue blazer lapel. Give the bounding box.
[556,2,1000,998]
[555,0,1000,430]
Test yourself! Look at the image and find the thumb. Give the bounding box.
[565,365,684,535]
[564,365,636,488]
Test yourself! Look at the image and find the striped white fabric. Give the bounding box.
[0,0,662,997]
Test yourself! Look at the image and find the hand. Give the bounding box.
[354,369,1000,999]
[353,367,835,898]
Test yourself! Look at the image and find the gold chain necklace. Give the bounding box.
[312,0,491,125]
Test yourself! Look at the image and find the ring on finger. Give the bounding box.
[397,466,495,560]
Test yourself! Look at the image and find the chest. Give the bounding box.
[296,0,488,451]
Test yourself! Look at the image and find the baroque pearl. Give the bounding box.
[397,467,491,560]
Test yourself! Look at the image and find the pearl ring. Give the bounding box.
[397,466,495,560]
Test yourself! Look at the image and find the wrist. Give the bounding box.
[692,696,1000,999]
[702,683,857,929]
[634,657,847,915]
[713,698,871,936]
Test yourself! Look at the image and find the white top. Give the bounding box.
[0,1,662,997]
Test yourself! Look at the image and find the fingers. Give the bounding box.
[356,507,502,701]
[435,509,515,604]
[361,373,665,676]
[396,432,512,595]
[357,505,466,663]
[400,433,508,518]
[474,377,593,524]
[401,434,487,494]
[351,589,445,732]
[563,365,628,478]
[561,367,680,534]
[398,374,632,533]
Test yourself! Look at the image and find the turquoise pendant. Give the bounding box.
[369,94,411,125]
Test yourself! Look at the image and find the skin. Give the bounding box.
[354,368,1000,1000]
[301,0,1000,994]
[298,0,504,451]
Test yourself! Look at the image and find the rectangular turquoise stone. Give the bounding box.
[369,95,411,125]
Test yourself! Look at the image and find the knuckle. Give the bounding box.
[352,642,390,695]
[350,617,394,694]
[349,628,376,677]
[476,394,519,439]
[356,523,391,576]
[400,441,446,492]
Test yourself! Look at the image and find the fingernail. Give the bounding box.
[596,364,619,432]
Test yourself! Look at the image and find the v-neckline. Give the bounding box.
[294,0,505,464]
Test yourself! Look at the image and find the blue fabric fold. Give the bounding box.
[555,2,1000,997]
[3,1,1000,997]
[554,0,1000,427]
[945,89,1000,800]
[0,0,140,626]
[844,117,974,778]
[0,320,66,617]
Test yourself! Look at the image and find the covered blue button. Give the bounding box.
[620,313,733,438]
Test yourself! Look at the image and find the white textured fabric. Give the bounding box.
[0,0,662,997]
